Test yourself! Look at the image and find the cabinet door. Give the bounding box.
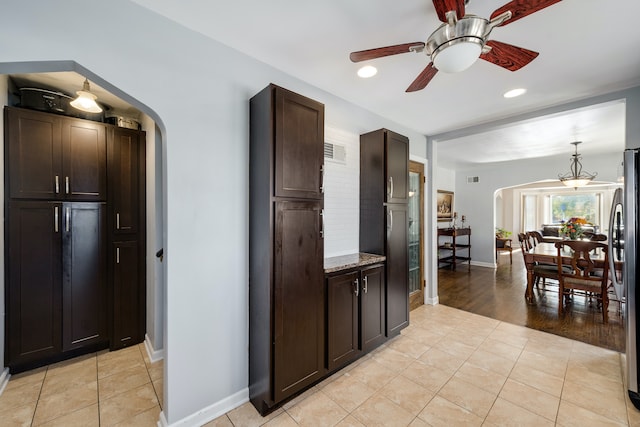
[62,202,107,351]
[274,87,324,199]
[110,128,145,234]
[386,131,409,204]
[386,205,409,336]
[112,240,143,349]
[361,265,386,352]
[61,118,107,201]
[327,271,360,371]
[7,201,62,367]
[6,107,63,200]
[273,200,325,402]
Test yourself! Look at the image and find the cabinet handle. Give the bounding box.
[55,175,60,194]
[65,176,70,194]
[363,276,368,294]
[389,176,394,199]
[116,213,120,230]
[54,206,59,233]
[65,207,70,232]
[387,210,393,237]
[320,209,325,238]
[116,247,120,264]
[320,165,325,194]
[353,278,359,297]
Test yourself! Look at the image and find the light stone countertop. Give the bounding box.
[324,252,386,274]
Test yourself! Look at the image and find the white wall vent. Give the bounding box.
[467,176,480,184]
[324,142,347,164]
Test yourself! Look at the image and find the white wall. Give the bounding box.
[0,1,427,425]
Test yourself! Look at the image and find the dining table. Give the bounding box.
[522,241,619,303]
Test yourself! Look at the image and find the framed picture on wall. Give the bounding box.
[437,190,454,221]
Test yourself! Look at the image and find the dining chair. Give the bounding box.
[583,231,607,242]
[517,233,562,289]
[528,230,544,245]
[554,240,610,323]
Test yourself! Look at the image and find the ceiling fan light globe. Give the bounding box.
[432,40,482,73]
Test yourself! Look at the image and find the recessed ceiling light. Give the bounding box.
[503,88,527,98]
[357,65,377,78]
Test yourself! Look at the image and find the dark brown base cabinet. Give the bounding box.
[326,264,385,372]
[4,106,146,372]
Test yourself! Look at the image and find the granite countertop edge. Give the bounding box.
[324,252,386,273]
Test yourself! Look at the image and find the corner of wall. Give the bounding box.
[0,74,7,372]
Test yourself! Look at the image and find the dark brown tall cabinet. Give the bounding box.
[249,84,325,415]
[108,127,146,350]
[360,128,410,337]
[4,106,146,372]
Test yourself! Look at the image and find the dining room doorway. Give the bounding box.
[409,161,425,310]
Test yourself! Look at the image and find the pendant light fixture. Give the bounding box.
[70,78,102,113]
[558,141,597,188]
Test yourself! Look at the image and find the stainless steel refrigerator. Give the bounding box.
[615,148,640,409]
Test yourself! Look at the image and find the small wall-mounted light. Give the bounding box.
[70,79,102,113]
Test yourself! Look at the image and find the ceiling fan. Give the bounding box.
[349,0,562,92]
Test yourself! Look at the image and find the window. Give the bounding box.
[549,193,600,224]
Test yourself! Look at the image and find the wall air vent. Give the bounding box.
[467,176,479,184]
[324,142,347,164]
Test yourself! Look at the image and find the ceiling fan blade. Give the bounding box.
[490,0,562,26]
[432,0,466,22]
[406,64,439,92]
[349,42,425,63]
[480,40,539,71]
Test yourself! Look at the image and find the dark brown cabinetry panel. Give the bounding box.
[5,107,106,201]
[249,84,325,414]
[6,108,62,200]
[327,271,359,371]
[385,205,409,335]
[274,87,324,200]
[108,127,145,235]
[112,240,143,349]
[273,200,325,402]
[360,128,410,339]
[62,119,107,200]
[62,203,107,351]
[7,201,62,366]
[360,265,386,352]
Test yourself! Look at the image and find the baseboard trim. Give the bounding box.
[0,368,10,396]
[470,261,495,268]
[144,334,164,363]
[425,296,439,305]
[159,388,249,427]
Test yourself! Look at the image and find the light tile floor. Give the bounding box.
[208,304,640,427]
[2,304,640,426]
[0,343,163,426]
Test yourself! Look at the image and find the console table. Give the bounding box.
[437,227,471,270]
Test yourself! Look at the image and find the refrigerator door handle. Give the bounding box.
[609,187,624,300]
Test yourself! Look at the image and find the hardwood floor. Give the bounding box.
[437,252,625,353]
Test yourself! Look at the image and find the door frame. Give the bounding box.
[409,161,425,310]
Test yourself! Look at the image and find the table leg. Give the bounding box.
[525,262,534,303]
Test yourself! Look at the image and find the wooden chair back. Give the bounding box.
[554,240,609,323]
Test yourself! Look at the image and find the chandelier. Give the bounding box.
[558,141,597,188]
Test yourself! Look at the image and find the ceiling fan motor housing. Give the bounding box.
[426,15,490,72]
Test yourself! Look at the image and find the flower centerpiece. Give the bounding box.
[561,217,588,240]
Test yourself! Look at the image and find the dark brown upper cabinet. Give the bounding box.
[6,107,106,201]
[273,86,324,200]
[108,127,146,235]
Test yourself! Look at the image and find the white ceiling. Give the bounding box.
[10,1,640,168]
